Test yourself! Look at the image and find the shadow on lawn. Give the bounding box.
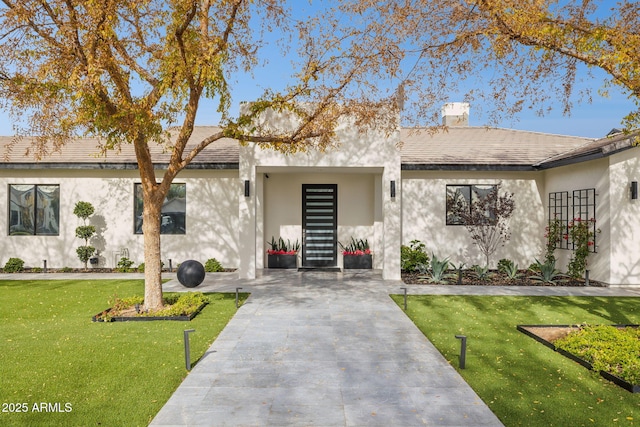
[405,295,640,427]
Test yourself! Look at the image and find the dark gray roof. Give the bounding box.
[1,125,636,171]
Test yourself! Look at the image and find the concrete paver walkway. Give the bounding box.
[5,269,638,426]
[151,270,505,426]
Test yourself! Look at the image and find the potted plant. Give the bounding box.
[267,237,300,269]
[340,237,372,269]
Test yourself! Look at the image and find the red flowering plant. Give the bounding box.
[543,216,565,264]
[565,217,598,279]
[339,237,371,256]
[267,236,300,255]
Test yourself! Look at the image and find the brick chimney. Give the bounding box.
[441,102,470,126]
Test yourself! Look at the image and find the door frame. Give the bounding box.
[302,184,338,267]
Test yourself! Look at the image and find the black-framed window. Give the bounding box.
[446,184,496,225]
[8,184,60,235]
[134,183,186,234]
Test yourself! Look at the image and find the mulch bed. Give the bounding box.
[401,270,605,286]
[5,268,237,273]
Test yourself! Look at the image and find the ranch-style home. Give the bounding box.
[1,103,639,286]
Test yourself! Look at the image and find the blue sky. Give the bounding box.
[0,3,635,140]
[1,64,630,140]
[191,66,635,139]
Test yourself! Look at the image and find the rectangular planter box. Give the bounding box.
[343,254,372,269]
[518,324,640,393]
[92,303,208,322]
[267,254,297,269]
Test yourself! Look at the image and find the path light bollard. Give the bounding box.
[184,329,196,371]
[400,287,407,310]
[585,269,590,286]
[455,335,467,369]
[236,287,243,309]
[168,259,173,273]
[43,260,47,273]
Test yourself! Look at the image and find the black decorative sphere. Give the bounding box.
[177,260,205,288]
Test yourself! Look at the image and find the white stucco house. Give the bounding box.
[1,103,639,286]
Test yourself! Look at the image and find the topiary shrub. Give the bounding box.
[204,258,224,272]
[73,201,96,269]
[4,257,25,273]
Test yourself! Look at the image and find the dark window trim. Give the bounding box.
[445,184,497,226]
[8,183,60,236]
[134,183,187,235]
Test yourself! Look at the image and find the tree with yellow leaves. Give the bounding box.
[0,1,410,310]
[376,0,639,130]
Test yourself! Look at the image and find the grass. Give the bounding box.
[391,295,640,427]
[0,279,248,427]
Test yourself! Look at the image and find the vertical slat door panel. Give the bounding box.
[302,184,337,267]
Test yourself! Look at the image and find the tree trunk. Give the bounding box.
[142,191,164,311]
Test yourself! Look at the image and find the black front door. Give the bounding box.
[302,184,337,267]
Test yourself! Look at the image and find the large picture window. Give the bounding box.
[446,184,496,225]
[134,183,186,234]
[8,184,60,235]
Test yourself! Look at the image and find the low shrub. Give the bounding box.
[116,257,135,272]
[497,258,513,272]
[204,258,224,272]
[4,257,25,273]
[401,239,429,272]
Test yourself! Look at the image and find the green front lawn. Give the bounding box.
[0,280,247,427]
[392,295,640,427]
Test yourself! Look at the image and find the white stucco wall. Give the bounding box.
[239,113,402,279]
[543,157,611,283]
[607,146,640,285]
[401,170,546,269]
[262,171,380,269]
[0,169,239,269]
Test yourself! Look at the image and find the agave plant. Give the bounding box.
[498,259,522,280]
[417,254,453,284]
[472,264,495,281]
[529,258,566,285]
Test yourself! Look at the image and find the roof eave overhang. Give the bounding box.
[401,163,537,172]
[0,162,240,170]
[534,145,633,170]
